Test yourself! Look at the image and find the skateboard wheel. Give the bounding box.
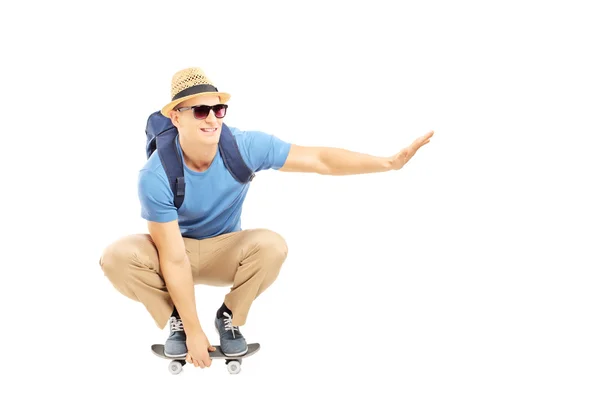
[169,360,183,375]
[226,360,241,374]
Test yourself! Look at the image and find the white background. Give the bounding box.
[1,0,599,398]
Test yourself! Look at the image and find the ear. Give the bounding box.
[169,109,180,128]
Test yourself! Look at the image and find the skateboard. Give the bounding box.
[151,343,260,375]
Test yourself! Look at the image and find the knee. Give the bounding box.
[252,229,289,262]
[99,241,130,283]
[100,234,158,281]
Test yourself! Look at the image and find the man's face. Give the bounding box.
[169,95,224,145]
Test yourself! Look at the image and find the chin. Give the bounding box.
[200,132,220,144]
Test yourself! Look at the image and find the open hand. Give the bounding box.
[389,130,434,170]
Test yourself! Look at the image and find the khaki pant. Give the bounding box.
[99,228,288,329]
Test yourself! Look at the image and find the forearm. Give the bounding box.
[160,257,203,334]
[320,147,392,175]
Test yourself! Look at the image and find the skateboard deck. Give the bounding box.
[151,343,260,375]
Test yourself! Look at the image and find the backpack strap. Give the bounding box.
[148,111,254,210]
[155,130,185,210]
[219,124,255,183]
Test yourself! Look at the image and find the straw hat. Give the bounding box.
[160,67,231,117]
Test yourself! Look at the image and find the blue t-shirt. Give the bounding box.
[138,127,291,239]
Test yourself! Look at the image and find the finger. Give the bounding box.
[412,141,424,150]
[417,133,432,145]
[193,358,200,367]
[412,132,432,146]
[417,138,430,148]
[208,345,216,352]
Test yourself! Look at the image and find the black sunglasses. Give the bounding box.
[176,104,228,120]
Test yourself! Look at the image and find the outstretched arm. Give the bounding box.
[279,130,434,175]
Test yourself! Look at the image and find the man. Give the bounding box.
[99,67,433,370]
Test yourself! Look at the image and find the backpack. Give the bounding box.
[144,111,255,209]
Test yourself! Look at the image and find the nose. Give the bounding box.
[205,110,217,124]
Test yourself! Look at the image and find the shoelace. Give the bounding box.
[170,316,184,332]
[222,312,239,338]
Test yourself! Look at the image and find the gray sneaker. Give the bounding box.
[214,312,248,357]
[164,316,187,357]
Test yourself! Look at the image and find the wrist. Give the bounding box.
[185,324,204,336]
[382,156,393,171]
[181,318,203,335]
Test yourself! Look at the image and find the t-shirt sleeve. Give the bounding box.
[239,130,292,172]
[138,169,178,222]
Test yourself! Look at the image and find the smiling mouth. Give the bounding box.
[201,128,218,134]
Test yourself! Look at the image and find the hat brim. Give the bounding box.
[160,92,231,118]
